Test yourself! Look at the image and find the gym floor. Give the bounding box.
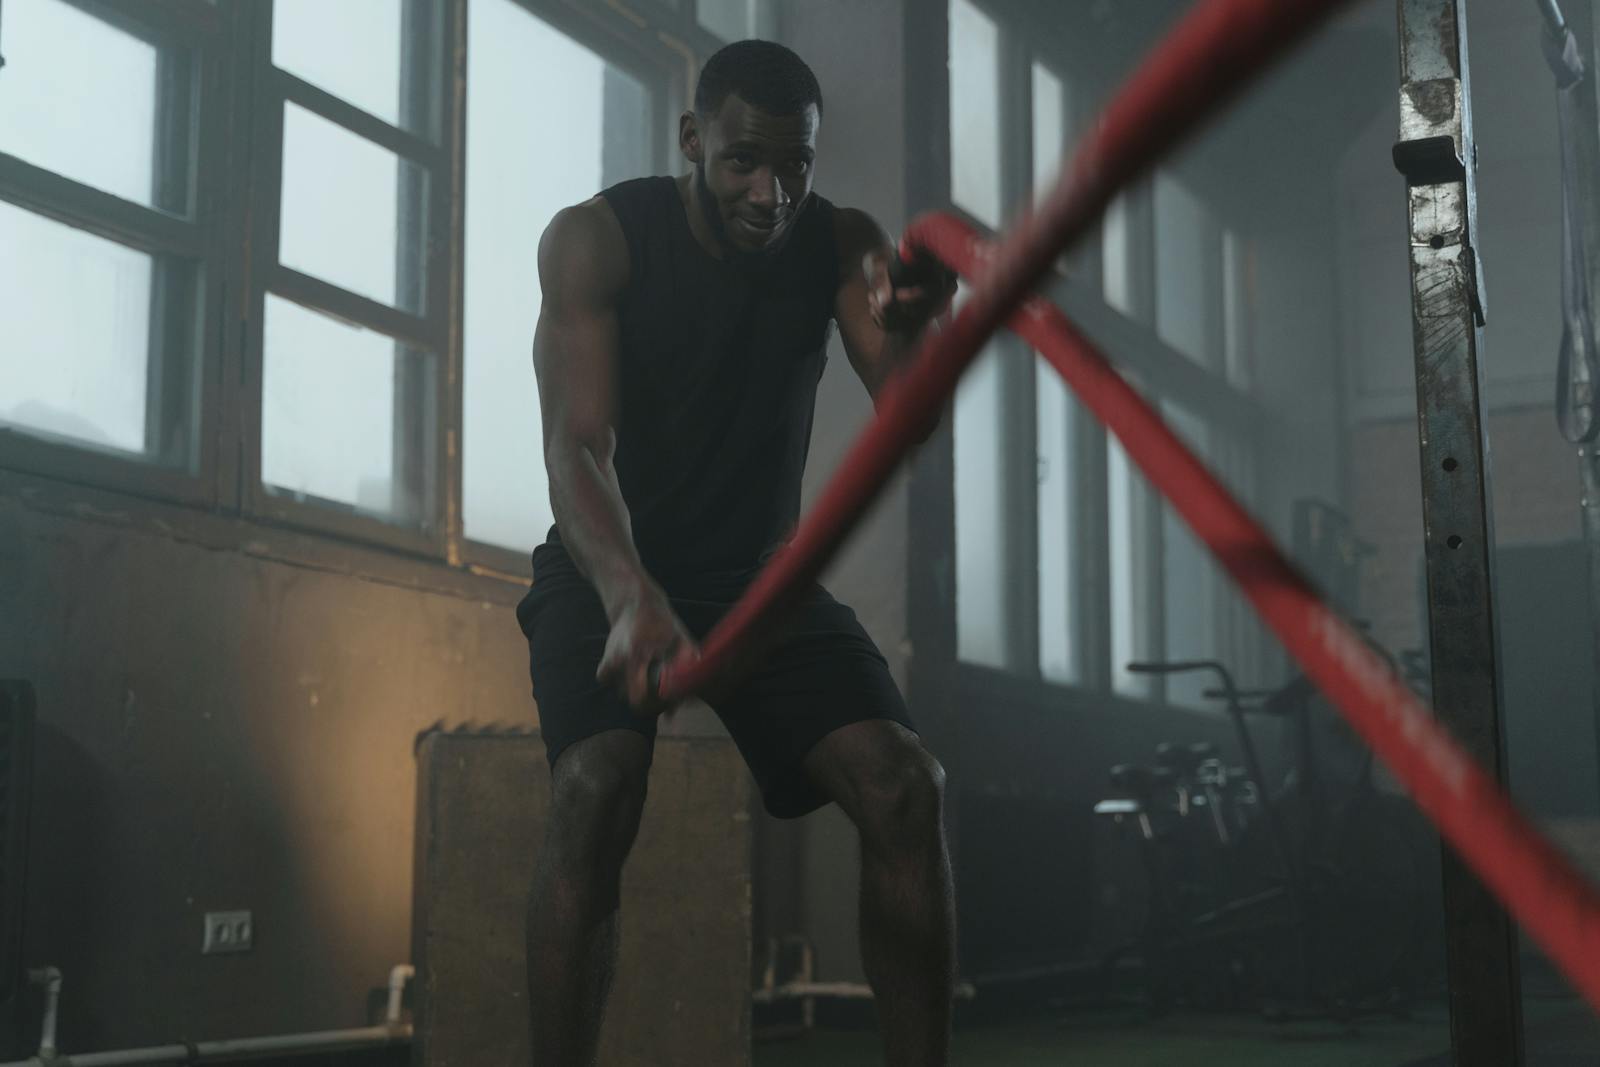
[753,1000,1600,1066]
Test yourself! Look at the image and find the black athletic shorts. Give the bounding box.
[516,543,916,819]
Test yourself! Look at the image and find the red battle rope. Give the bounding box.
[658,0,1600,1011]
[913,214,1600,1013]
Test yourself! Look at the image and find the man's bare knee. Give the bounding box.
[548,730,651,867]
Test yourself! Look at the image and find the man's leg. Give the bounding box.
[804,720,955,1067]
[527,729,651,1065]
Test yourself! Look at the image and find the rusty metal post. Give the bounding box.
[1392,1,1524,1062]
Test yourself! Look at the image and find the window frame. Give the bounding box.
[0,0,712,588]
[918,0,1272,710]
[451,0,682,577]
[0,0,224,509]
[239,0,452,558]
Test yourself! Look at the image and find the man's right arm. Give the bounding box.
[533,198,693,709]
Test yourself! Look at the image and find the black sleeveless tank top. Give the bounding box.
[541,176,839,592]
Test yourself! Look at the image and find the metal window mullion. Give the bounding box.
[269,267,441,351]
[67,0,220,41]
[0,433,211,505]
[1064,296,1258,429]
[144,28,202,471]
[904,0,958,673]
[997,25,1038,676]
[1066,68,1109,692]
[0,156,203,257]
[1124,178,1164,702]
[1041,59,1086,684]
[505,0,690,114]
[1201,208,1227,375]
[238,0,280,520]
[392,0,447,546]
[208,0,261,516]
[275,69,447,172]
[1076,409,1111,692]
[1062,72,1098,284]
[1193,218,1226,672]
[440,0,468,565]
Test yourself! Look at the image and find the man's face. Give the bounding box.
[683,94,819,256]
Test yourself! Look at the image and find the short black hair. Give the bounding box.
[694,40,823,120]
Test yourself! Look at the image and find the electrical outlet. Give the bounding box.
[202,910,253,955]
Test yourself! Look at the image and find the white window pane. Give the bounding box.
[262,295,430,524]
[1103,194,1134,315]
[1037,360,1076,683]
[0,202,151,456]
[956,336,1009,669]
[463,0,651,553]
[278,103,426,312]
[0,0,178,210]
[1031,62,1066,203]
[1162,405,1216,708]
[1108,434,1152,698]
[272,0,407,130]
[1154,172,1215,366]
[949,0,1002,229]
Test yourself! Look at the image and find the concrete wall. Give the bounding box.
[0,473,532,1049]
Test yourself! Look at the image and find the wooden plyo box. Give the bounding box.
[412,726,752,1066]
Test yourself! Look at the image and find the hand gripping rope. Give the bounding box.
[656,0,1600,1010]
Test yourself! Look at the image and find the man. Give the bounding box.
[517,39,957,1066]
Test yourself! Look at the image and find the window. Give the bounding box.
[1160,404,1218,708]
[0,0,192,213]
[0,0,205,486]
[1102,193,1135,316]
[0,203,198,466]
[1154,172,1220,368]
[949,0,1002,229]
[697,0,777,41]
[461,0,658,553]
[1031,62,1067,203]
[255,0,445,540]
[1031,59,1078,681]
[955,331,1012,669]
[272,0,415,134]
[1108,433,1155,697]
[0,0,708,577]
[1036,362,1077,683]
[278,102,429,312]
[261,295,435,523]
[937,1,1272,707]
[1222,228,1255,391]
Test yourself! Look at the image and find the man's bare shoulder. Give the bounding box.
[831,206,894,279]
[539,195,629,295]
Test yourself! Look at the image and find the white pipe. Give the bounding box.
[26,968,61,1058]
[3,964,414,1067]
[4,1024,412,1066]
[753,979,978,1003]
[385,964,414,1026]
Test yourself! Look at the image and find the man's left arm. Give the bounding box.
[832,207,956,420]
